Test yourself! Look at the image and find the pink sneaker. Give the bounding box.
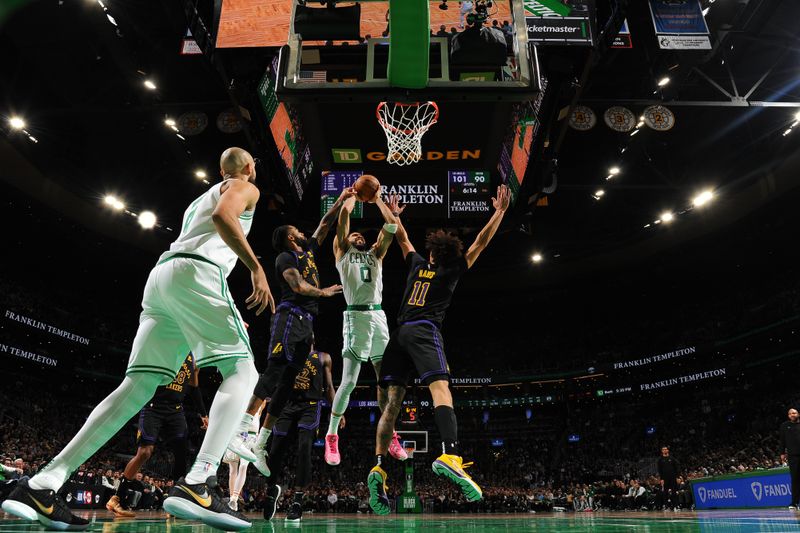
[389,432,409,461]
[325,434,341,466]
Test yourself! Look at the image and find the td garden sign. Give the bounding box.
[332,148,481,164]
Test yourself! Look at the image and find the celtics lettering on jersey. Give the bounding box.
[336,246,383,306]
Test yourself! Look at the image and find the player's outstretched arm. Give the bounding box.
[334,196,356,260]
[370,193,400,260]
[386,194,415,259]
[283,268,343,298]
[464,184,510,269]
[212,180,275,314]
[314,187,356,246]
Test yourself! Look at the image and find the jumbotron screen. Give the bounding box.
[320,170,491,219]
[216,0,513,48]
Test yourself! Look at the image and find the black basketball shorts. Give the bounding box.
[136,404,187,446]
[273,400,322,436]
[379,320,450,387]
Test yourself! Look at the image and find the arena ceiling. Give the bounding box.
[1,0,799,286]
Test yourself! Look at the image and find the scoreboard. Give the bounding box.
[320,170,491,219]
[447,170,491,218]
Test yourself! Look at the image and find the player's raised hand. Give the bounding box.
[340,186,357,201]
[343,195,357,212]
[492,184,511,212]
[200,416,209,430]
[320,284,343,297]
[387,194,406,217]
[246,267,276,315]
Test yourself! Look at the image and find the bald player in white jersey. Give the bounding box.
[324,188,409,465]
[2,147,274,532]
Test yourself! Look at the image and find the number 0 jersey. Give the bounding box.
[336,246,383,306]
[396,252,468,329]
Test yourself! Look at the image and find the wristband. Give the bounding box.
[382,223,398,234]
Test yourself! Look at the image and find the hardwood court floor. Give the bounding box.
[3,510,800,532]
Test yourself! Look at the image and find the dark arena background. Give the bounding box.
[2,0,800,531]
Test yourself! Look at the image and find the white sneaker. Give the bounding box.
[227,431,257,463]
[253,446,271,477]
[228,499,238,511]
[789,505,797,510]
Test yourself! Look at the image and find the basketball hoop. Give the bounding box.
[376,101,439,166]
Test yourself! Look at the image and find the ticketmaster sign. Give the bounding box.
[691,469,791,509]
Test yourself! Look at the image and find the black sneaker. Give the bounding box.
[1,479,89,531]
[262,484,282,520]
[285,501,303,522]
[163,476,250,531]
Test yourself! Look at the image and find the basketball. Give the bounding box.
[354,174,381,202]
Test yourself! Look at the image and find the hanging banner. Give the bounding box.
[603,106,636,132]
[610,18,632,48]
[648,0,711,50]
[569,106,596,131]
[525,0,595,47]
[643,105,676,131]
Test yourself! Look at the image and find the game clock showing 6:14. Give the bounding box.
[448,170,491,218]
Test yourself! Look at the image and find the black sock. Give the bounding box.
[376,454,385,467]
[116,477,132,498]
[293,491,304,505]
[434,406,459,455]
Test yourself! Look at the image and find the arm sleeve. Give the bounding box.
[0,464,15,475]
[190,386,207,417]
[276,252,297,277]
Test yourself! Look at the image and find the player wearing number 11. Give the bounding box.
[324,188,409,466]
[367,184,512,515]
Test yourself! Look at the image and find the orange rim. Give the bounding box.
[376,101,439,135]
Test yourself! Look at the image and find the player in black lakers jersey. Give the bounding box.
[230,187,353,476]
[261,346,336,522]
[367,185,511,514]
[106,353,208,517]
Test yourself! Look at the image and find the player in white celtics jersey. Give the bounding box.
[324,190,409,465]
[2,147,274,532]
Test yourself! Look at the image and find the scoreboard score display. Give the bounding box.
[320,170,491,219]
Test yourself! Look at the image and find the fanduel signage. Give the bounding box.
[639,367,726,392]
[613,346,697,370]
[4,310,90,345]
[692,469,791,509]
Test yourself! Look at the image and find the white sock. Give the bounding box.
[29,373,162,491]
[185,359,258,485]
[256,427,272,449]
[327,357,360,436]
[238,413,254,434]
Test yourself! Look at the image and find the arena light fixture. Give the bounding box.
[532,253,543,263]
[636,120,645,128]
[176,134,186,140]
[164,118,176,127]
[138,211,157,229]
[692,190,714,207]
[144,80,157,90]
[195,170,207,179]
[795,111,800,121]
[658,77,670,87]
[661,212,674,223]
[594,189,605,197]
[608,166,620,176]
[784,128,792,137]
[9,116,26,130]
[104,195,117,206]
[630,129,640,137]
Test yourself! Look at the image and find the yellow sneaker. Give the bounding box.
[367,465,391,515]
[432,454,483,502]
[105,494,136,518]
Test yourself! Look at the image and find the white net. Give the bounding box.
[376,101,439,166]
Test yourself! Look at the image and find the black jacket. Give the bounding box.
[780,421,800,455]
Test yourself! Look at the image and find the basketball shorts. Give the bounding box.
[342,310,390,364]
[379,320,450,387]
[273,400,322,436]
[136,404,187,446]
[126,254,253,383]
[267,307,314,367]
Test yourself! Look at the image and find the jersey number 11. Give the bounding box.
[408,281,430,307]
